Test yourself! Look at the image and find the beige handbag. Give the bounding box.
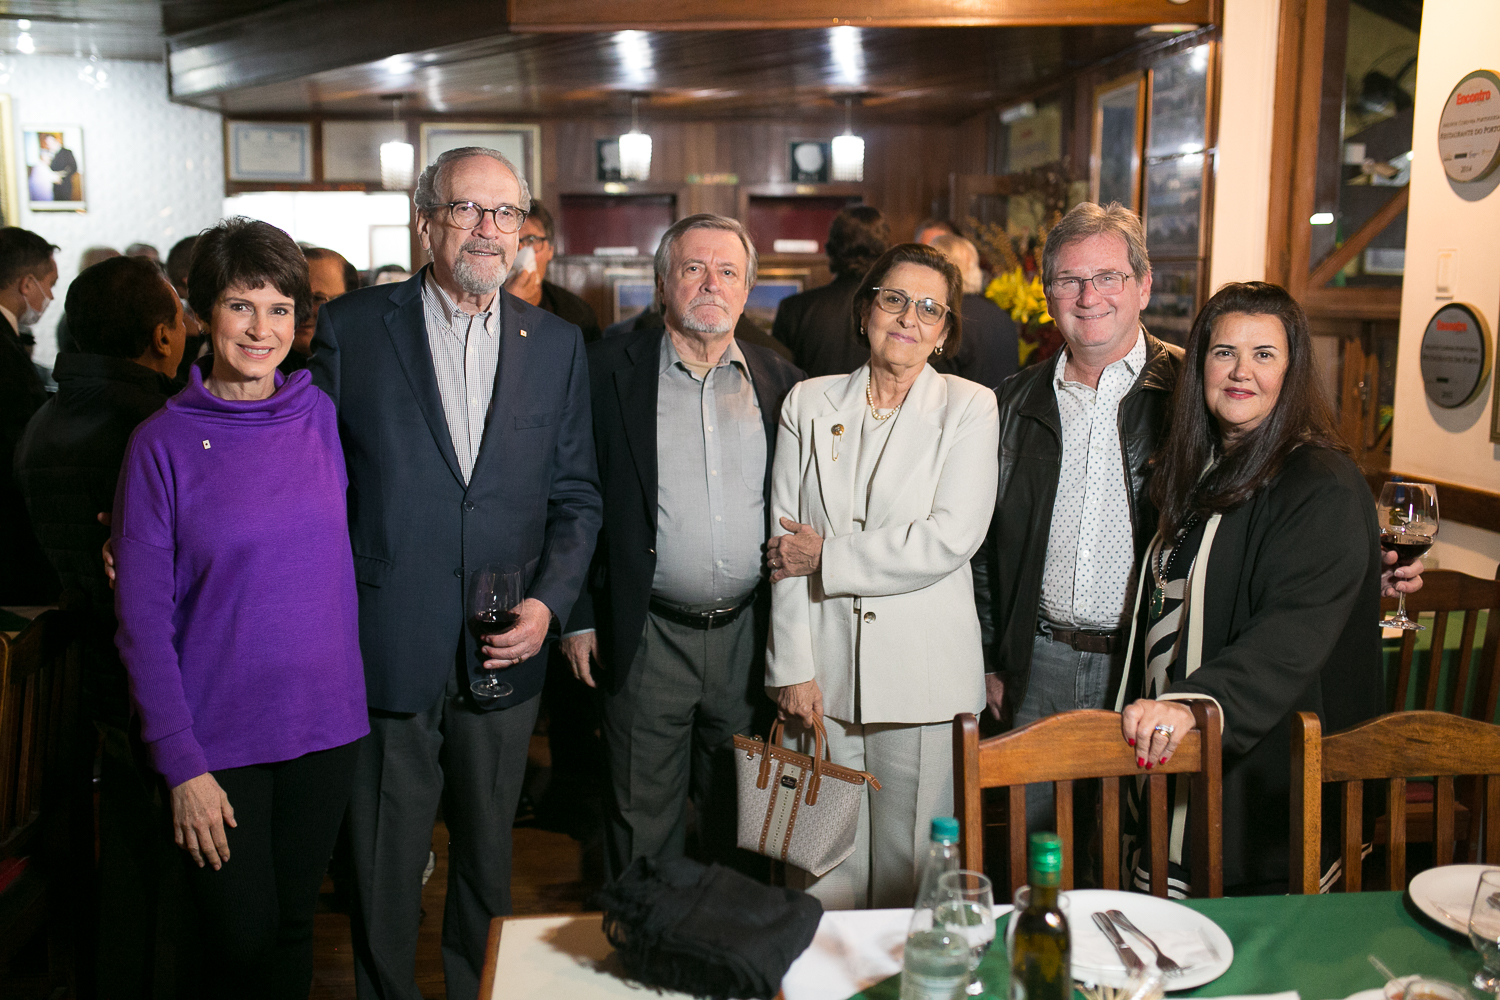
[732,716,880,877]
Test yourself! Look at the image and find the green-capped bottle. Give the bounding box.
[1008,833,1070,1000]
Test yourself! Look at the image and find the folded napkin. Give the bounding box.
[595,856,823,1000]
[1073,925,1221,975]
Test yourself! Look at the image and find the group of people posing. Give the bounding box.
[3,143,1421,999]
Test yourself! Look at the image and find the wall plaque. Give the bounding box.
[1420,302,1490,408]
[1437,70,1500,185]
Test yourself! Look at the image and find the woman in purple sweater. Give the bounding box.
[113,218,367,997]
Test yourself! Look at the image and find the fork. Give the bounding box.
[1106,909,1186,977]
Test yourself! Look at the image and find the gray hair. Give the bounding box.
[653,213,758,289]
[413,146,533,215]
[932,233,983,295]
[1041,201,1151,289]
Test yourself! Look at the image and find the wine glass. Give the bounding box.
[936,870,996,997]
[468,563,524,698]
[1377,481,1438,631]
[1468,870,1500,994]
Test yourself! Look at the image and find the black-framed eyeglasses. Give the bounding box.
[517,233,550,249]
[870,286,950,326]
[1048,271,1132,299]
[434,201,528,234]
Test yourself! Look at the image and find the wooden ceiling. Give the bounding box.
[189,25,1155,125]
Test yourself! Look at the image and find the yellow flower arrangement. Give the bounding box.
[985,267,1051,326]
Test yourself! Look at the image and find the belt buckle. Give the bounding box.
[703,608,724,628]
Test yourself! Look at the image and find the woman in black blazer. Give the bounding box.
[1112,282,1422,895]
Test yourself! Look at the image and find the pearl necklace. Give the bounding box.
[866,374,902,421]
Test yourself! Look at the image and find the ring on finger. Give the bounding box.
[1153,724,1175,736]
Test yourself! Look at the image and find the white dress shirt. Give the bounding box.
[421,272,498,484]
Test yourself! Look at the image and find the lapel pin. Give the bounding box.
[831,424,844,462]
[202,439,211,450]
[519,328,528,337]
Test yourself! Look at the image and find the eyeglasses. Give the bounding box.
[518,234,549,249]
[1048,271,1132,298]
[433,201,528,234]
[870,287,950,326]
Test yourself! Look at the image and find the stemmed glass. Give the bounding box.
[468,563,524,698]
[1469,870,1500,995]
[936,870,997,997]
[1377,481,1438,631]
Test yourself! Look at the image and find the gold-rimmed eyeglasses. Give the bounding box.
[870,287,950,326]
[434,201,528,234]
[1048,271,1132,299]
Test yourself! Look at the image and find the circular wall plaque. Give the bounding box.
[1438,70,1500,184]
[1420,303,1491,408]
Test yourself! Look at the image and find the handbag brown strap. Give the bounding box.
[757,717,836,806]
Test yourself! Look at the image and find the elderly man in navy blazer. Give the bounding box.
[561,215,803,877]
[309,147,601,1000]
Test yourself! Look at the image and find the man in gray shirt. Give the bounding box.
[562,215,803,875]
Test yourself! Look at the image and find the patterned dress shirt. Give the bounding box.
[421,272,498,484]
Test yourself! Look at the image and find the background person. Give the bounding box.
[772,205,888,378]
[281,246,353,375]
[765,243,998,909]
[503,199,602,343]
[166,235,207,382]
[930,232,1019,389]
[112,217,368,997]
[913,217,957,246]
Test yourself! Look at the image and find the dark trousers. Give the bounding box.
[349,671,540,1000]
[186,740,358,1000]
[601,609,759,879]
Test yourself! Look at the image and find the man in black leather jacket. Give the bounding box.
[14,254,189,996]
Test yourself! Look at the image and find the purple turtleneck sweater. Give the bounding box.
[113,361,368,788]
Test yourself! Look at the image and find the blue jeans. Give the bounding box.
[1010,629,1124,834]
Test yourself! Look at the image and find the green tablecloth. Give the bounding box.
[852,892,1481,1000]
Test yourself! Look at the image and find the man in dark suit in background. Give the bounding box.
[771,204,887,378]
[931,233,1019,389]
[0,226,59,603]
[504,199,602,343]
[310,147,602,1000]
[561,215,802,877]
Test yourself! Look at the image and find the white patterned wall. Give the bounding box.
[8,55,224,365]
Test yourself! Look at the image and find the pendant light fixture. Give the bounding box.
[831,97,864,182]
[619,95,653,182]
[379,94,415,191]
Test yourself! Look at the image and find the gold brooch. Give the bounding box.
[831,424,844,461]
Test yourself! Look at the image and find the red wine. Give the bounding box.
[1381,532,1433,562]
[469,609,519,640]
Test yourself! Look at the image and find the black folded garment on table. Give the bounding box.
[595,856,823,1000]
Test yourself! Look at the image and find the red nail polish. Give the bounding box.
[1137,757,1145,767]
[1146,763,1153,770]
[1127,738,1135,746]
[1160,756,1168,764]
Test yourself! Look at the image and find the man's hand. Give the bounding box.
[98,512,117,589]
[480,598,552,669]
[767,679,824,728]
[1381,550,1424,598]
[171,771,236,869]
[766,517,824,582]
[504,266,543,307]
[560,630,601,689]
[984,674,1005,722]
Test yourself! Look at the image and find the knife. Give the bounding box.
[1092,911,1146,975]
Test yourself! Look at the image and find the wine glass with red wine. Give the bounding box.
[1377,481,1438,631]
[469,563,525,697]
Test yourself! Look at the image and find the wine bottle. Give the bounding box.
[1009,832,1070,1000]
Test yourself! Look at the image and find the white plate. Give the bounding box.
[1055,888,1233,990]
[1408,863,1500,934]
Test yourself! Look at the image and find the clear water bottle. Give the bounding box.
[901,817,968,1000]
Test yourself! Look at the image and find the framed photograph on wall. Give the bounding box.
[789,141,831,184]
[596,138,622,182]
[0,98,19,225]
[1091,72,1144,211]
[743,276,806,333]
[226,121,312,183]
[608,268,656,326]
[420,123,541,199]
[24,123,85,211]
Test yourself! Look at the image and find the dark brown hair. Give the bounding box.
[1151,281,1345,540]
[0,227,58,289]
[826,205,889,279]
[66,255,178,360]
[851,243,964,359]
[187,217,312,326]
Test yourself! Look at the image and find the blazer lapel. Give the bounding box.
[471,292,527,477]
[864,365,946,529]
[615,331,662,524]
[811,368,867,534]
[382,272,463,486]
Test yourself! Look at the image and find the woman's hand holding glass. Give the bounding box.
[1120,699,1197,769]
[766,516,824,582]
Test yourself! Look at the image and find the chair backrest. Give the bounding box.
[0,611,79,858]
[953,704,1222,898]
[1381,568,1500,719]
[1290,709,1500,893]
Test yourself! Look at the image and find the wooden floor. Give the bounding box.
[309,733,605,999]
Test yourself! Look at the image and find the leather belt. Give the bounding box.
[1039,621,1125,655]
[649,593,756,631]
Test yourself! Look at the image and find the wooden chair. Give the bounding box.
[953,704,1222,899]
[1383,567,1500,720]
[1290,710,1500,893]
[0,610,83,982]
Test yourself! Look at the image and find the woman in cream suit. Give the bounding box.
[765,242,1000,909]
